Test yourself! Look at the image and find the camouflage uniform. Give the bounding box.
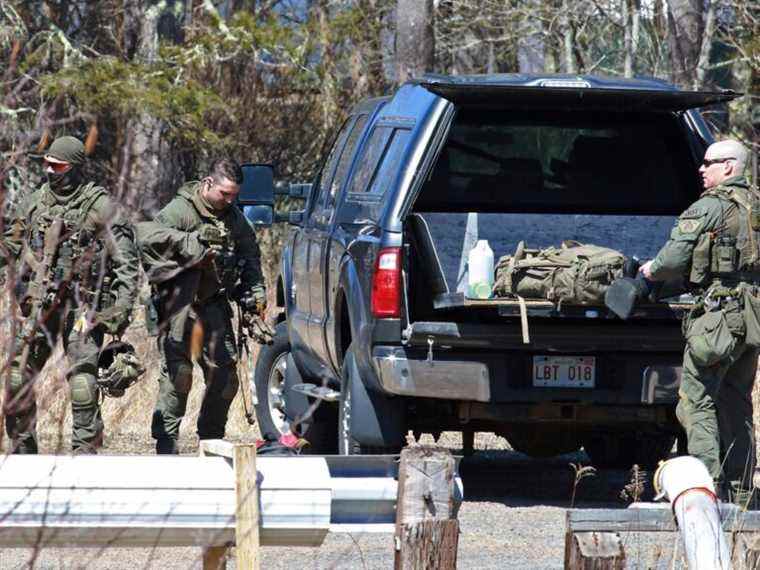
[1,137,139,454]
[137,181,264,454]
[649,175,760,496]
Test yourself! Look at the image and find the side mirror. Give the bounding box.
[240,163,275,228]
[275,210,305,225]
[274,182,312,200]
[244,205,275,227]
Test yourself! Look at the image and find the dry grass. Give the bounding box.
[0,295,262,456]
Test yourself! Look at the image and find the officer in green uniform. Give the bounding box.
[1,136,139,454]
[641,139,759,505]
[137,158,266,454]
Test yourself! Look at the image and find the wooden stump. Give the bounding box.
[564,532,625,570]
[394,447,460,570]
[202,546,228,570]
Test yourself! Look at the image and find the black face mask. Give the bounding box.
[46,168,80,193]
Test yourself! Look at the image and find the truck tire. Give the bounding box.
[253,322,337,453]
[338,343,405,455]
[582,432,675,470]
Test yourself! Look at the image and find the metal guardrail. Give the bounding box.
[0,452,436,549]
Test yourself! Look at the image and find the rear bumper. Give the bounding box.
[371,346,682,405]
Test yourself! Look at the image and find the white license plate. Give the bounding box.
[532,356,596,388]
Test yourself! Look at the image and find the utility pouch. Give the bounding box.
[690,232,711,285]
[143,292,161,337]
[751,202,760,232]
[742,288,760,348]
[712,236,738,274]
[686,309,736,367]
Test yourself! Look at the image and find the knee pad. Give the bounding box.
[171,362,193,394]
[70,374,98,410]
[7,369,26,396]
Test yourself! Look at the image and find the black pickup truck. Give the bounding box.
[240,74,738,467]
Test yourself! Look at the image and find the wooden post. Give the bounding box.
[234,443,259,570]
[202,546,227,570]
[732,532,760,569]
[394,447,459,570]
[564,531,625,570]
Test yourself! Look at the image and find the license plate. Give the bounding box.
[532,356,596,388]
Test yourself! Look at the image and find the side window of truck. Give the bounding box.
[324,115,369,213]
[311,115,368,228]
[347,126,412,198]
[309,118,352,226]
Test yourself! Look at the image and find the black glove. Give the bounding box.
[243,313,275,345]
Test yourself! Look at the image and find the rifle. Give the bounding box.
[233,289,275,426]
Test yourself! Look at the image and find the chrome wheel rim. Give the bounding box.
[267,352,289,434]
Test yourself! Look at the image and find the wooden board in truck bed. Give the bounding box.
[432,291,693,320]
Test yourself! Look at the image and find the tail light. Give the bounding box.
[371,247,402,318]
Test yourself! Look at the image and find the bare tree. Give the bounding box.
[118,0,187,217]
[396,0,434,82]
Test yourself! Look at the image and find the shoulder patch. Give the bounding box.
[680,207,707,219]
[677,218,702,234]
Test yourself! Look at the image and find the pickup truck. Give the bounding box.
[239,74,738,467]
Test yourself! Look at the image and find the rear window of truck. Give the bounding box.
[418,109,700,215]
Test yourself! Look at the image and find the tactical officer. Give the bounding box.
[137,158,267,454]
[641,139,760,505]
[1,136,139,454]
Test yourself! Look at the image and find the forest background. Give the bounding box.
[0,0,758,288]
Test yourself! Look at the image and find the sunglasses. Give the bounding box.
[43,159,71,174]
[702,157,734,167]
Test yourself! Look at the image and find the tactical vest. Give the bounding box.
[689,182,760,287]
[20,183,111,308]
[178,191,241,292]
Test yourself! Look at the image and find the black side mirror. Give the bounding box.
[240,163,275,228]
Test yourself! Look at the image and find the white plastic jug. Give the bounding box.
[467,240,494,299]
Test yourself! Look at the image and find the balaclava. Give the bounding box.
[44,136,85,194]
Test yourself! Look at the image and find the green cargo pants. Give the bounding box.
[677,301,758,492]
[151,289,239,454]
[4,308,105,454]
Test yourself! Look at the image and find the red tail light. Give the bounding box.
[371,247,402,318]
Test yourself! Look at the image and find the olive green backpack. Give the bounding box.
[493,241,626,305]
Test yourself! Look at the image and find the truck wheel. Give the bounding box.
[583,432,675,470]
[338,344,404,455]
[253,322,337,453]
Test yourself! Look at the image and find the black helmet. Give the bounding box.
[97,341,145,397]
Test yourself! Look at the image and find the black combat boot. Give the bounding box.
[156,437,179,455]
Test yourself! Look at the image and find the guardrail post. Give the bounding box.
[234,443,259,570]
[200,441,259,569]
[564,531,625,570]
[394,447,459,570]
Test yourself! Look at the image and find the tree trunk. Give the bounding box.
[562,0,576,73]
[396,0,434,83]
[518,2,545,73]
[623,0,641,77]
[119,0,186,217]
[694,0,715,90]
[666,0,703,88]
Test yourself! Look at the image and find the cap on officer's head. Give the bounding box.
[45,136,85,166]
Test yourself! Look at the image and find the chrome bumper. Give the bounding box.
[372,347,491,402]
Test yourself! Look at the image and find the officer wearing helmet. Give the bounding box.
[0,135,140,454]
